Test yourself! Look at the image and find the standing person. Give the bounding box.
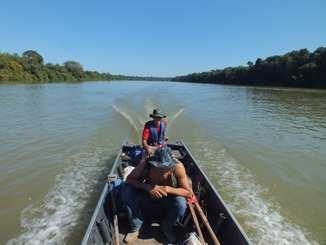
[142,109,168,156]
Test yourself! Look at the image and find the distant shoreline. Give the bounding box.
[0,78,171,84]
[1,47,325,89]
[173,47,326,89]
[0,50,170,84]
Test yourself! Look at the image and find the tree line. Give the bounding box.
[0,50,113,82]
[0,50,168,83]
[172,47,326,89]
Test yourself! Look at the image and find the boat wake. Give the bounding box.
[112,104,140,134]
[8,99,186,245]
[192,140,318,245]
[112,103,185,133]
[169,108,184,127]
[7,148,113,245]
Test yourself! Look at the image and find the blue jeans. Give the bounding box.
[120,183,187,233]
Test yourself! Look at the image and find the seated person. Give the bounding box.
[121,146,191,243]
[142,109,168,156]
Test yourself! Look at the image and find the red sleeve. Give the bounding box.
[142,126,150,141]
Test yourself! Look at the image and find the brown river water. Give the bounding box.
[0,81,325,244]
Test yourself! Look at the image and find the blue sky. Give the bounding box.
[1,0,325,76]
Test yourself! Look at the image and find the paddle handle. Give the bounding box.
[188,203,205,244]
[194,202,221,245]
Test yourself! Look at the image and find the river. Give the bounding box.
[0,81,325,244]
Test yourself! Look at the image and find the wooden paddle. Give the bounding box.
[187,199,205,244]
[194,201,220,245]
[188,195,221,245]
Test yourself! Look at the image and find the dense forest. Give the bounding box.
[0,50,112,82]
[2,47,325,87]
[0,50,168,83]
[173,47,326,89]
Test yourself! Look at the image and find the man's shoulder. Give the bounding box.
[144,120,153,128]
[174,161,186,177]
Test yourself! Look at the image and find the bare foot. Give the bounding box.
[123,230,139,243]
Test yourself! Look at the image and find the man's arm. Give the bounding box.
[142,124,154,155]
[126,159,152,192]
[142,139,152,155]
[126,159,167,198]
[163,161,192,197]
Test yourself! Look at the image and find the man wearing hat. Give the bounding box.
[142,109,168,156]
[121,146,191,243]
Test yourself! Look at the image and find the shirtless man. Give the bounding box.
[121,146,192,243]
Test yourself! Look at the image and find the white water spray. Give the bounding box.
[168,108,185,126]
[8,149,111,245]
[194,141,318,245]
[112,105,140,134]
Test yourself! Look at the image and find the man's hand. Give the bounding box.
[148,185,168,199]
[147,146,157,156]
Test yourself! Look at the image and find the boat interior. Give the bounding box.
[82,142,250,245]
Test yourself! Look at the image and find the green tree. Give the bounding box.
[22,50,44,65]
[64,61,83,80]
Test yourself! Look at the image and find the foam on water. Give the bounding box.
[169,108,185,127]
[7,148,112,245]
[112,104,140,134]
[115,98,185,132]
[192,141,318,244]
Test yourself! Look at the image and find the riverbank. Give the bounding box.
[173,47,326,89]
[0,50,170,83]
[2,47,326,89]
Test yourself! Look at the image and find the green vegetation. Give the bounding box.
[2,47,325,87]
[0,50,113,83]
[0,50,169,83]
[173,47,326,89]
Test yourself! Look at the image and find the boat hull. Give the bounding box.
[81,141,250,245]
